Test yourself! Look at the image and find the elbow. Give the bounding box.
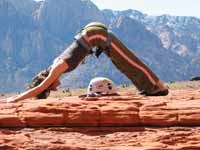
[37,84,48,93]
[31,84,47,97]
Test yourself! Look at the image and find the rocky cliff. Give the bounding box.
[1,0,200,92]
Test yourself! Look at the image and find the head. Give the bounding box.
[28,67,60,99]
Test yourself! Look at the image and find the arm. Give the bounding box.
[6,59,68,102]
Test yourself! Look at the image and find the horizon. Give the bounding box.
[34,0,200,18]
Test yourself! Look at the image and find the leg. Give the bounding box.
[105,32,168,95]
[76,22,168,96]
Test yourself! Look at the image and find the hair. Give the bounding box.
[28,67,51,99]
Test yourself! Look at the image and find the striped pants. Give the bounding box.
[74,22,168,95]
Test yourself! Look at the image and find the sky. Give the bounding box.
[35,0,200,18]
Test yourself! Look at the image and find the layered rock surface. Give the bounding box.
[1,89,200,149]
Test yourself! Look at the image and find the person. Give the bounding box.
[1,22,168,103]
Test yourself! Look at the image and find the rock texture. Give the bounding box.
[1,89,200,149]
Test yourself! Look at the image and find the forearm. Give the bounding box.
[11,86,44,102]
[7,59,68,102]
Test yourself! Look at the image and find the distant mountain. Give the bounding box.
[103,9,200,77]
[0,0,66,92]
[0,0,200,92]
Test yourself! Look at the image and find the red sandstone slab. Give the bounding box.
[0,90,200,127]
[0,127,200,150]
[0,114,25,127]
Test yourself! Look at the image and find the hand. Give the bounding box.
[6,97,17,103]
[0,96,18,103]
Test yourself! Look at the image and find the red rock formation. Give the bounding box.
[1,89,200,149]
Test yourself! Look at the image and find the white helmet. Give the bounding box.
[87,77,118,96]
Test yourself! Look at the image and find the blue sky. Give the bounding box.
[35,0,200,18]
